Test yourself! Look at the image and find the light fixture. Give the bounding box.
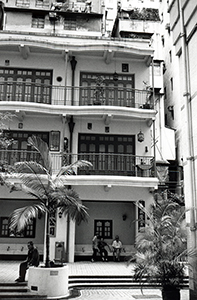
[137,130,144,142]
[122,214,127,221]
[113,72,118,81]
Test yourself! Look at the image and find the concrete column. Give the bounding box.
[68,218,76,263]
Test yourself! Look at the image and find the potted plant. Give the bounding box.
[132,191,194,300]
[3,135,92,298]
[93,75,105,105]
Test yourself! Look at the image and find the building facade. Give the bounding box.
[0,0,174,263]
[161,0,197,298]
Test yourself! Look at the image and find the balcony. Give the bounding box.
[0,81,153,109]
[0,150,155,178]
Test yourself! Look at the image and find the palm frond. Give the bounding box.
[9,204,47,232]
[28,135,52,174]
[13,161,53,201]
[61,199,89,225]
[56,160,93,177]
[14,161,49,175]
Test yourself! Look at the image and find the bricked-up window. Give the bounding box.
[32,14,45,28]
[16,0,30,7]
[0,217,36,238]
[94,220,112,239]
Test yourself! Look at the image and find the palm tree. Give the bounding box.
[132,192,196,300]
[5,135,92,267]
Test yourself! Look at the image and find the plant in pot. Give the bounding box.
[2,135,92,298]
[133,191,194,300]
[93,75,105,105]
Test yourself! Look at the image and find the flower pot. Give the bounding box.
[28,265,69,299]
[162,287,180,300]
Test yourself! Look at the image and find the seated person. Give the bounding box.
[15,241,39,282]
[97,236,111,262]
[112,235,122,262]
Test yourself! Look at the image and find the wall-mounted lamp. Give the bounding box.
[18,122,23,129]
[122,214,127,221]
[113,72,118,81]
[145,146,148,152]
[137,130,144,142]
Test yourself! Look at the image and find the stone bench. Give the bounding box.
[0,243,43,255]
[75,244,135,259]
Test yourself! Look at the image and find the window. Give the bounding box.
[80,72,135,107]
[0,217,36,238]
[49,131,60,152]
[35,0,50,8]
[16,0,30,7]
[64,17,76,30]
[32,14,45,28]
[94,220,112,239]
[0,67,52,103]
[78,134,135,176]
[0,217,9,237]
[0,131,49,166]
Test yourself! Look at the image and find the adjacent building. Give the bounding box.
[161,0,197,298]
[0,0,175,264]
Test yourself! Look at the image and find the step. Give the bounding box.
[0,283,47,299]
[0,286,29,293]
[0,294,47,299]
[68,275,189,289]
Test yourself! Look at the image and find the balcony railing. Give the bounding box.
[0,81,153,109]
[0,150,155,177]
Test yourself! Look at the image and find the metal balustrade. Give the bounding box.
[0,150,155,177]
[0,81,153,109]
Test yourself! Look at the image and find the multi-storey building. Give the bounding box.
[0,0,174,263]
[161,0,197,298]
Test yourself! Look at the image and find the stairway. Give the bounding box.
[0,275,189,299]
[0,282,47,300]
[69,274,189,289]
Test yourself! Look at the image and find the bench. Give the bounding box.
[0,243,44,256]
[75,244,136,260]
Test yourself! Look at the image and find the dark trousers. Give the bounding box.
[100,248,108,259]
[19,261,28,280]
[92,248,98,260]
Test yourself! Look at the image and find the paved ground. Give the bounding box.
[0,260,189,300]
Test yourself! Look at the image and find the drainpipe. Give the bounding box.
[66,57,77,262]
[70,56,77,106]
[68,116,75,164]
[151,56,157,176]
[64,50,69,105]
[178,0,197,297]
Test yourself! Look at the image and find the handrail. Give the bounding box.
[0,81,154,109]
[0,150,154,177]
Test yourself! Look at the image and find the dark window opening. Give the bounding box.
[0,217,36,238]
[94,220,112,239]
[32,14,45,28]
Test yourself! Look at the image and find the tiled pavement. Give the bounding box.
[0,260,189,300]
